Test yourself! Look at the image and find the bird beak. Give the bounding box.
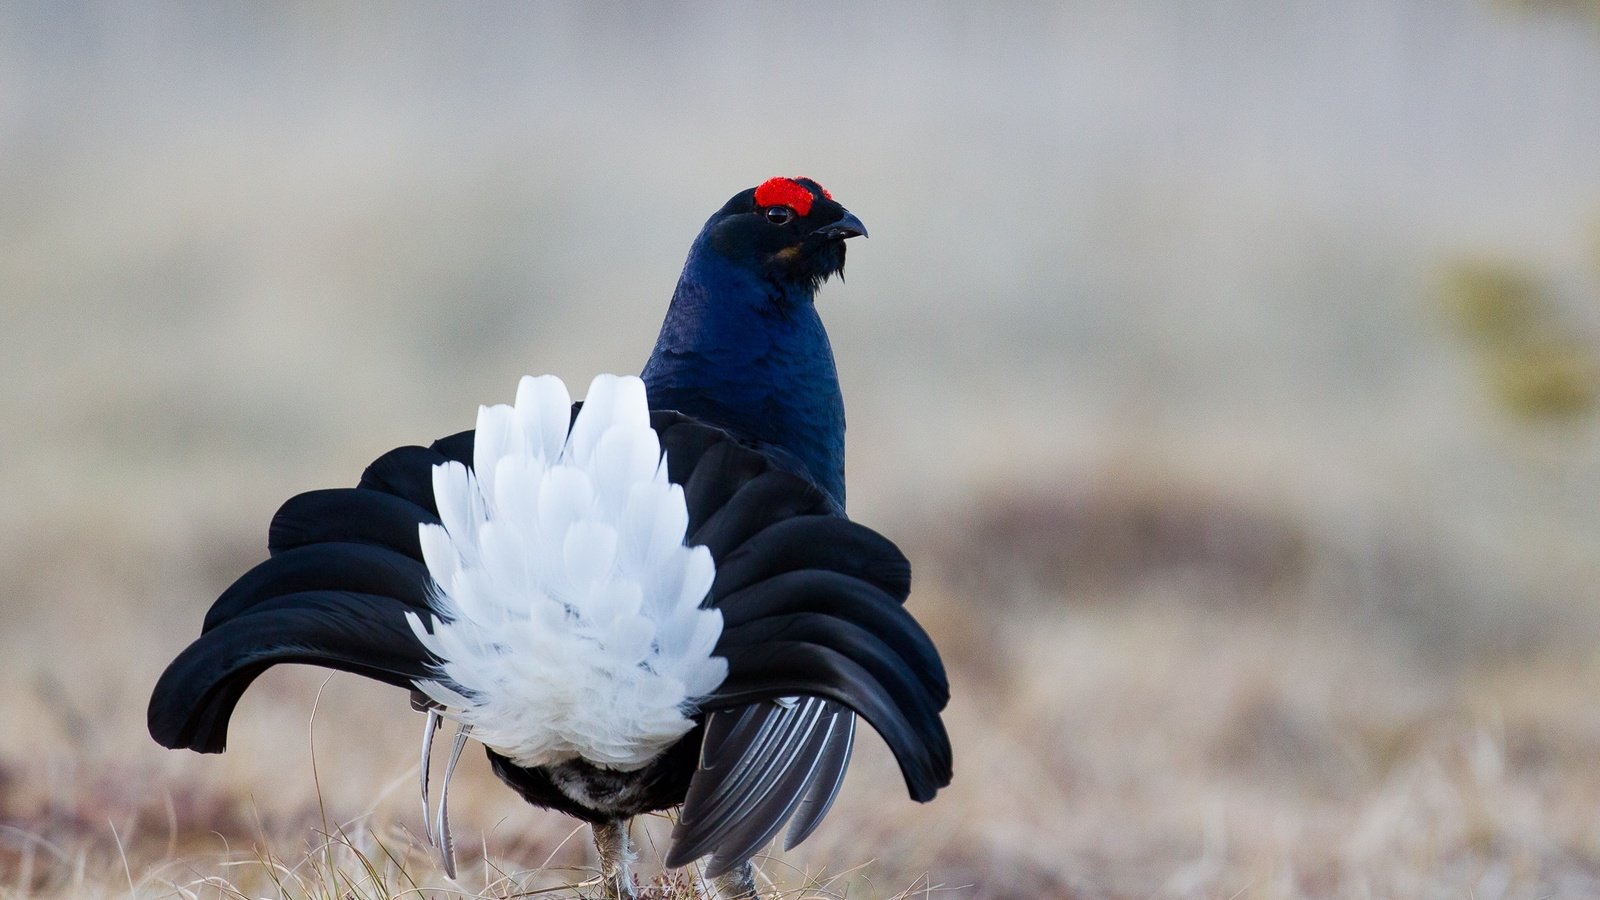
[821,211,868,240]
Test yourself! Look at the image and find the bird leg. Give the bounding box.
[592,819,637,900]
[418,707,440,845]
[710,861,759,900]
[416,716,471,879]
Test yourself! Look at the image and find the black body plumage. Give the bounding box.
[148,178,951,887]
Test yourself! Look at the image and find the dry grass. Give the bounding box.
[8,477,1600,899]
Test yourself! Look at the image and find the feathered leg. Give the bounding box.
[710,861,759,899]
[593,820,637,900]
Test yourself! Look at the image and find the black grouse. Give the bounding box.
[148,177,952,899]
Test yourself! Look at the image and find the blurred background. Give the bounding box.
[6,2,1600,897]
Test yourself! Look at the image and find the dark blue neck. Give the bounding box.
[641,234,846,509]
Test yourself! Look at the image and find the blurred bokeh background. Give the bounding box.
[7,2,1600,897]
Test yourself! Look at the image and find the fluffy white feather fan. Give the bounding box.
[406,374,726,771]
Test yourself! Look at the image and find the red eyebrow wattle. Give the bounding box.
[755,177,821,217]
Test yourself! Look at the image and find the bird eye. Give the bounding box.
[764,206,795,225]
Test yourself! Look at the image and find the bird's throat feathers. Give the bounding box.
[642,235,847,507]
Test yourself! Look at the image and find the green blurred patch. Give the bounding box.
[1483,339,1598,419]
[1438,259,1600,420]
[1498,0,1600,27]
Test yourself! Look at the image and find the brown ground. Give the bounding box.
[6,470,1600,899]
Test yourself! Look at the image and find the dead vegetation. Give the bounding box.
[7,470,1600,898]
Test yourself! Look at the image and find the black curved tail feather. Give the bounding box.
[709,515,911,603]
[151,442,448,753]
[148,591,434,753]
[715,570,948,703]
[267,488,437,558]
[203,542,432,633]
[348,429,474,511]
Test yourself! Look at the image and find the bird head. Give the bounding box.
[701,177,867,293]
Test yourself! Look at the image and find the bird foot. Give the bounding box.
[710,861,760,900]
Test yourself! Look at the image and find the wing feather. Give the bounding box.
[783,710,854,849]
[668,697,834,875]
[707,641,952,803]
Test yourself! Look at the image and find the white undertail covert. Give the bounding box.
[406,374,726,771]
